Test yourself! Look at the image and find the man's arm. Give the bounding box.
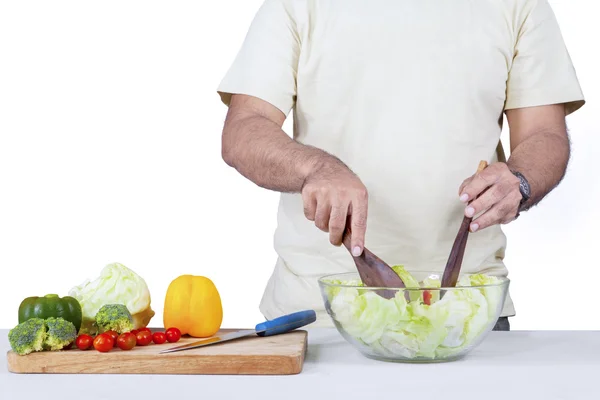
[222,94,322,193]
[458,104,569,232]
[505,104,570,209]
[221,94,369,255]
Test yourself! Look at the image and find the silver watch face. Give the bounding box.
[517,173,530,199]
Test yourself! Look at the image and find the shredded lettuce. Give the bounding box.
[391,265,419,288]
[392,265,421,302]
[323,269,505,360]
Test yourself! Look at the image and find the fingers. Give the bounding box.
[471,194,520,232]
[302,190,317,221]
[458,162,522,232]
[314,194,331,232]
[328,201,349,246]
[301,182,368,253]
[458,177,473,198]
[464,180,511,218]
[459,168,496,203]
[349,190,368,256]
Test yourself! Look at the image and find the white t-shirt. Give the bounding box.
[217,0,585,326]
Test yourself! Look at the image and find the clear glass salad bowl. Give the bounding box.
[318,269,510,363]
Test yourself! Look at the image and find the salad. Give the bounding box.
[321,266,506,360]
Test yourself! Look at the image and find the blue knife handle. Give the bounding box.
[255,310,317,337]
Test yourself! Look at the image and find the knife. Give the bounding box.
[159,309,317,354]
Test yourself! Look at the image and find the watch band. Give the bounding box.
[512,171,531,216]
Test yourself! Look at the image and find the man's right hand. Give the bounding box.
[301,162,368,257]
[222,94,369,256]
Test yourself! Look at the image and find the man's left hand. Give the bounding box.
[458,162,523,232]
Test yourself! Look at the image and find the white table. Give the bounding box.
[1,328,599,400]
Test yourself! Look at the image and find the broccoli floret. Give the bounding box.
[44,317,77,350]
[9,317,78,355]
[78,318,99,336]
[95,304,134,334]
[8,318,46,355]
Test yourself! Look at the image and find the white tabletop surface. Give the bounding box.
[1,328,599,400]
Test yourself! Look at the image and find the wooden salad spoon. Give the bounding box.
[441,160,489,289]
[341,224,406,300]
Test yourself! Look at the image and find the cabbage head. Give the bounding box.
[69,263,155,334]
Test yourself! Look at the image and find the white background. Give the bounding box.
[0,0,598,331]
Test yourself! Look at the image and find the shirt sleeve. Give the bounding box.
[217,0,300,116]
[505,0,585,116]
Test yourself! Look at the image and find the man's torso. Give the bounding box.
[260,0,528,324]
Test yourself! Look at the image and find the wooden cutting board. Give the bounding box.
[6,329,308,375]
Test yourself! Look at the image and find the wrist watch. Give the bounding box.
[512,171,531,216]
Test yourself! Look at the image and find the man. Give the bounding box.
[217,0,585,329]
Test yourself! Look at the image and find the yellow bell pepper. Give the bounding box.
[163,275,223,338]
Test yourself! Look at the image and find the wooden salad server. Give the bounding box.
[341,224,406,300]
[441,160,489,289]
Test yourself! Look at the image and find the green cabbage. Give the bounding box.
[324,270,505,360]
[69,263,155,334]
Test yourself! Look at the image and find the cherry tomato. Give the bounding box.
[152,331,166,344]
[76,334,94,350]
[130,329,139,335]
[165,327,182,343]
[423,290,432,306]
[138,327,152,333]
[136,330,153,346]
[117,332,137,351]
[93,333,114,352]
[104,330,119,346]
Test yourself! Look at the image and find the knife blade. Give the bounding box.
[159,309,316,354]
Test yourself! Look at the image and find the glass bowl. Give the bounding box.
[318,271,510,363]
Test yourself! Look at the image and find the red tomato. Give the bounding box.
[138,327,152,333]
[93,334,114,352]
[104,330,119,346]
[130,329,139,335]
[76,334,94,350]
[117,332,137,351]
[136,330,153,346]
[423,290,432,305]
[152,331,166,344]
[165,327,182,343]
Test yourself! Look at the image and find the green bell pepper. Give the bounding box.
[18,294,83,333]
